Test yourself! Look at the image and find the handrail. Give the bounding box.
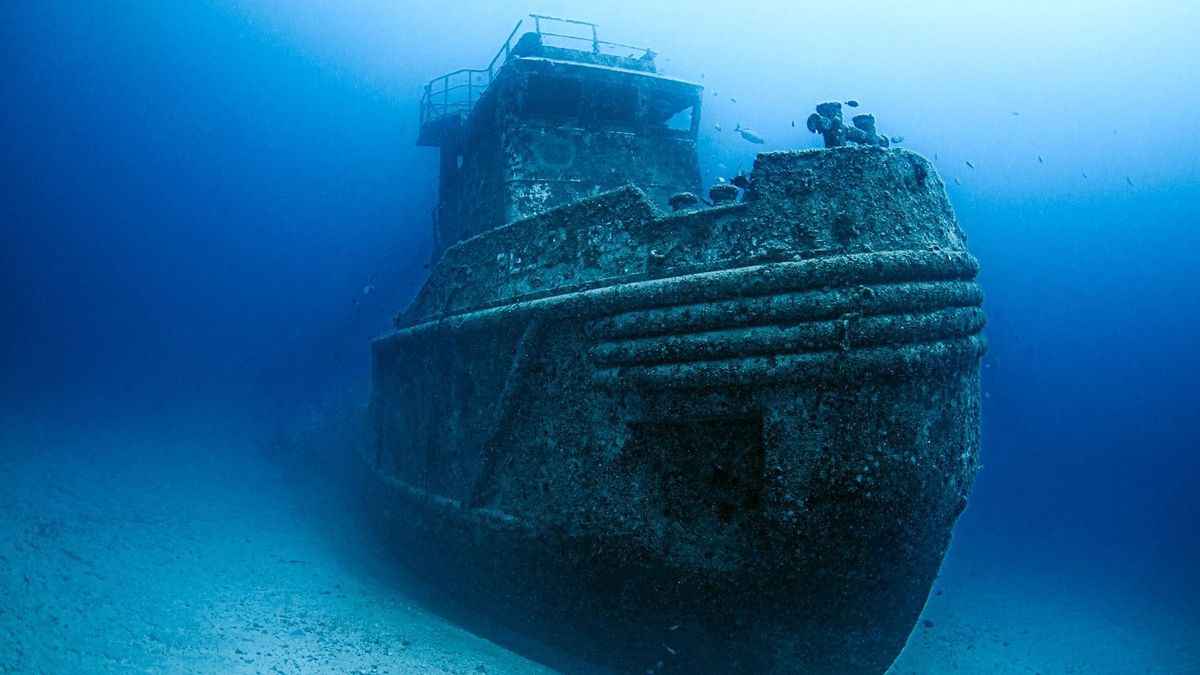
[419,15,654,131]
[420,20,522,128]
[530,13,600,52]
[539,31,647,54]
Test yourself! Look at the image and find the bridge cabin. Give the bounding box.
[417,15,704,261]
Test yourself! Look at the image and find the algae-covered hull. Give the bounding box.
[368,147,985,673]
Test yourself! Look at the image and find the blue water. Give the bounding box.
[2,1,1197,672]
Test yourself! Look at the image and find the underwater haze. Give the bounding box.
[2,0,1198,672]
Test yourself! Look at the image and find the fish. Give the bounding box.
[889,135,905,144]
[965,160,975,169]
[731,172,750,189]
[934,152,939,160]
[1082,172,1088,179]
[1126,176,1133,186]
[1037,155,1044,163]
[954,177,961,185]
[734,123,765,144]
[730,97,737,103]
[1011,111,1020,116]
[363,285,376,295]
[845,100,860,107]
[791,120,795,127]
[713,123,722,131]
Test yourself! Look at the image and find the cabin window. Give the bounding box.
[581,82,638,126]
[524,75,583,119]
[644,89,699,135]
[665,105,695,132]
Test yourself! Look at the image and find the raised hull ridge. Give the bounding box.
[369,146,986,673]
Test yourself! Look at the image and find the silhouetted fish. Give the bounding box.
[845,100,860,107]
[965,160,975,169]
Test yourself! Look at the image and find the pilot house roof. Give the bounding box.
[417,15,702,147]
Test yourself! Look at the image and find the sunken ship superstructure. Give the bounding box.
[368,16,985,674]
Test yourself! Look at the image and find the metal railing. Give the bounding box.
[529,14,652,59]
[419,20,522,128]
[419,16,654,130]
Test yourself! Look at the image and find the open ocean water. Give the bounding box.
[2,1,1197,673]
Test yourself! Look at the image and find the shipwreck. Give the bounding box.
[367,15,985,674]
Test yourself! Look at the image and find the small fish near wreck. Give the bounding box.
[735,123,766,144]
[367,15,986,675]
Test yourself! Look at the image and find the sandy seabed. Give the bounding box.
[1,421,1196,674]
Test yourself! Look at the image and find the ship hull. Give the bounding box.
[368,148,985,673]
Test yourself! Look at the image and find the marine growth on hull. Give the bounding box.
[368,14,985,674]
